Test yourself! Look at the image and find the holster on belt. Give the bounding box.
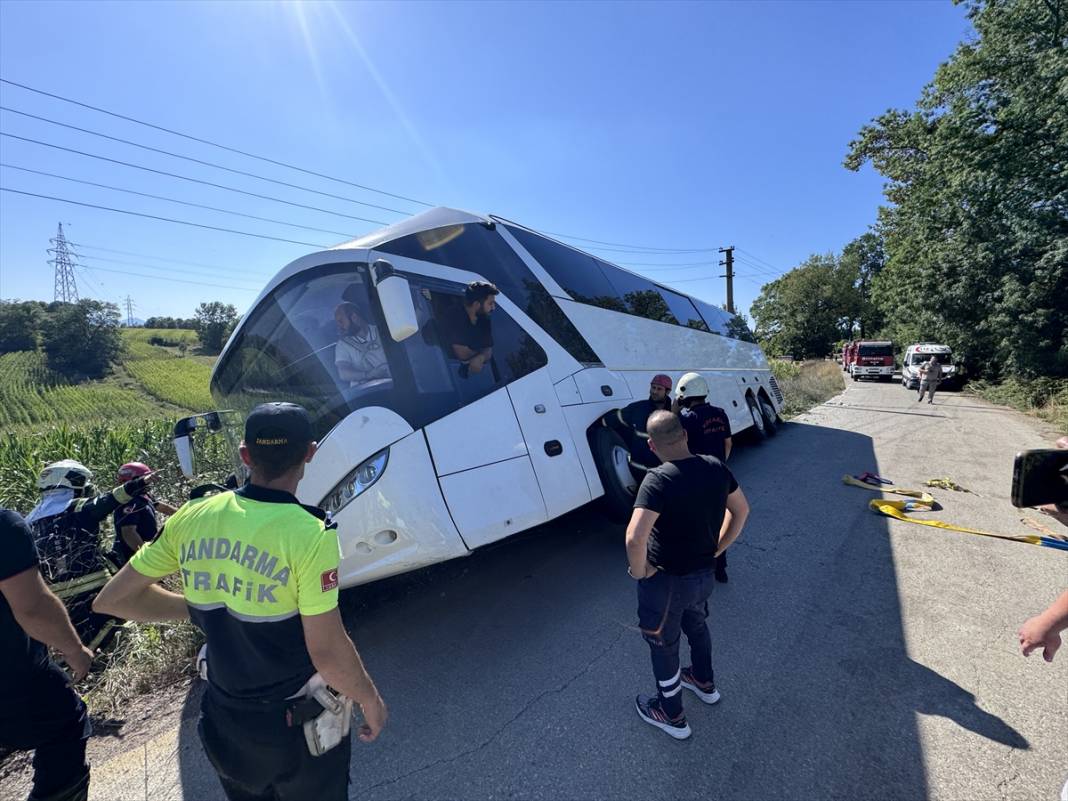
[284,673,353,756]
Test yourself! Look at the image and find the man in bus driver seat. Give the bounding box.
[445,281,499,378]
[334,302,390,389]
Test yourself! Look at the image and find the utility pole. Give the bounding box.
[48,223,79,303]
[124,295,136,327]
[718,245,735,314]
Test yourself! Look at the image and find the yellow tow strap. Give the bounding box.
[841,475,934,504]
[844,476,1068,552]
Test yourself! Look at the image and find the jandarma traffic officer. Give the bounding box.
[95,402,387,801]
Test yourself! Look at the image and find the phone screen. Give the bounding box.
[1011,449,1068,508]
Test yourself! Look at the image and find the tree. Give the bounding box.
[194,302,239,352]
[40,300,122,379]
[845,0,1067,379]
[839,231,886,338]
[0,301,43,353]
[751,254,862,358]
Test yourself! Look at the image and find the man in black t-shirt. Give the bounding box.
[613,374,674,469]
[443,281,498,378]
[625,411,749,740]
[0,509,95,801]
[674,372,734,583]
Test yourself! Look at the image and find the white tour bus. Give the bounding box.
[175,207,784,589]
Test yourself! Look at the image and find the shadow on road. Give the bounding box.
[176,420,1025,800]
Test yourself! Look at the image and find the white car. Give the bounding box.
[902,343,956,389]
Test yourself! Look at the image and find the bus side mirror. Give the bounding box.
[173,417,197,478]
[373,261,419,342]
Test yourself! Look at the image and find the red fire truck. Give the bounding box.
[850,340,895,382]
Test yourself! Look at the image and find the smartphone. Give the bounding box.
[1011,449,1068,508]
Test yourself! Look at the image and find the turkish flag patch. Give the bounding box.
[320,569,339,592]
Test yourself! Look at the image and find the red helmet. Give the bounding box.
[117,462,152,482]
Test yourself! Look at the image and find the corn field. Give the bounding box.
[121,337,214,411]
[0,352,170,430]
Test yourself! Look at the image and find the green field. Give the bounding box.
[0,329,222,509]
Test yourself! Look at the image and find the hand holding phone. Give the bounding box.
[1012,448,1068,509]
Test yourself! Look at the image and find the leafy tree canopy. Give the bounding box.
[41,300,123,379]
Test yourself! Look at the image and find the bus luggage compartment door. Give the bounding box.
[506,369,592,519]
[425,389,548,550]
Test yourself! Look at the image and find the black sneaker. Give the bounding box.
[634,695,691,740]
[680,667,721,705]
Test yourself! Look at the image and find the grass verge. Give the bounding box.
[968,377,1068,433]
[771,359,845,418]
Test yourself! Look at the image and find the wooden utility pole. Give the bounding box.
[719,245,735,314]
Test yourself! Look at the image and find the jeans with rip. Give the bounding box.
[637,568,716,718]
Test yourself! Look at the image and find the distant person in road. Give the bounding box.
[94,403,388,801]
[110,462,178,568]
[0,508,95,801]
[334,302,391,389]
[918,356,943,404]
[444,281,498,378]
[614,374,674,470]
[673,372,734,583]
[626,411,749,740]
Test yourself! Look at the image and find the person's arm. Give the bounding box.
[92,563,189,622]
[302,610,388,742]
[1019,590,1068,663]
[0,568,94,680]
[119,524,145,553]
[154,501,179,516]
[625,508,660,579]
[451,343,477,361]
[716,487,750,556]
[724,437,733,460]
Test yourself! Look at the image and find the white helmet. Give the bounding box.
[676,372,709,400]
[38,460,94,493]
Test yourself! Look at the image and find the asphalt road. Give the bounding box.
[15,377,1068,801]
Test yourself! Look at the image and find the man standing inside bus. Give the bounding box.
[445,281,499,378]
[673,372,733,582]
[626,411,749,739]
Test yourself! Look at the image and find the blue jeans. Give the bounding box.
[637,568,716,718]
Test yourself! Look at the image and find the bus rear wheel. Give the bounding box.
[746,395,768,443]
[591,425,638,523]
[759,396,779,436]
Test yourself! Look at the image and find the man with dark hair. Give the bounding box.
[95,402,387,801]
[0,508,95,801]
[333,302,390,388]
[445,281,499,377]
[613,375,674,470]
[626,410,749,740]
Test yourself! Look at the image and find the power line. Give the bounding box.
[620,260,719,268]
[539,229,720,253]
[1,187,331,248]
[76,253,265,285]
[0,163,361,239]
[0,77,435,208]
[0,105,414,216]
[76,263,259,292]
[0,132,389,227]
[734,256,783,278]
[69,242,229,272]
[736,247,784,274]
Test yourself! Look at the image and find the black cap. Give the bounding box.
[244,402,313,450]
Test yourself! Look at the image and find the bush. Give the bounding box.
[0,301,42,352]
[969,378,1068,432]
[41,300,123,380]
[771,359,844,418]
[194,302,238,353]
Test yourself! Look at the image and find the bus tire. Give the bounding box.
[746,395,768,443]
[759,396,779,436]
[591,426,638,523]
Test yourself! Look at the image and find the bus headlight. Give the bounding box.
[320,449,389,515]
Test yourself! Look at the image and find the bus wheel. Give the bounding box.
[759,396,779,436]
[746,395,768,443]
[592,426,638,523]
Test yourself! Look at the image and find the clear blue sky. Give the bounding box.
[0,0,972,322]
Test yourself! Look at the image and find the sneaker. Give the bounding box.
[680,667,721,705]
[634,695,691,739]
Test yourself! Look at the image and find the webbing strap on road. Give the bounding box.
[842,475,935,504]
[843,476,1068,552]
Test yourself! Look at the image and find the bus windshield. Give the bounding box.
[211,262,548,440]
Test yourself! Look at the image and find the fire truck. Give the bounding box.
[849,340,895,382]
